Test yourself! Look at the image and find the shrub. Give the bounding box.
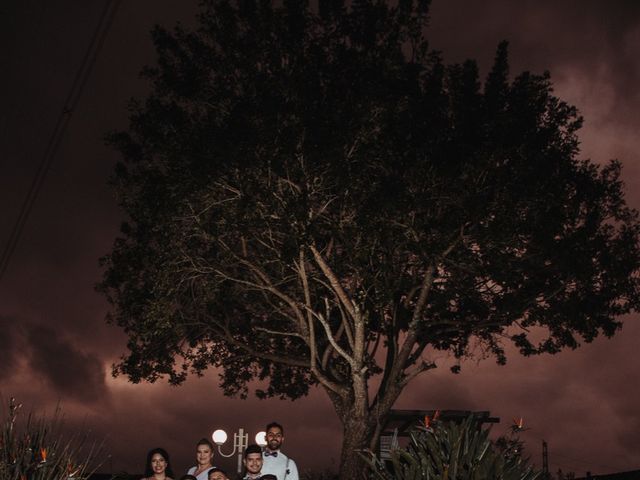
[0,398,103,480]
[363,416,539,480]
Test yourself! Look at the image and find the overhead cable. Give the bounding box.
[0,0,122,283]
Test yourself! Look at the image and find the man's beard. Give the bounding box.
[268,441,280,450]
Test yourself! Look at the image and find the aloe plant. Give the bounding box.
[0,398,103,480]
[363,416,539,480]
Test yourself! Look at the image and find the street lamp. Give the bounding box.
[255,431,267,447]
[211,428,249,474]
[212,429,228,445]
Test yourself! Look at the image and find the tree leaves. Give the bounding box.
[100,0,639,442]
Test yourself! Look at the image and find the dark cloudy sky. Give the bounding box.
[1,0,639,476]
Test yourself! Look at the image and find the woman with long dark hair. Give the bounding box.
[142,448,175,480]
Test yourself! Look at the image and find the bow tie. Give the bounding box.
[264,451,278,457]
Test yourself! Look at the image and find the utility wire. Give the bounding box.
[0,0,122,284]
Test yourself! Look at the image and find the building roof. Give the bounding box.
[574,470,640,480]
[383,409,499,436]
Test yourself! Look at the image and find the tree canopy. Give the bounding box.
[99,0,640,476]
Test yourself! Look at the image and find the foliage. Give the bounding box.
[494,418,527,464]
[300,470,338,480]
[99,0,640,475]
[554,470,575,480]
[0,398,102,480]
[363,416,540,480]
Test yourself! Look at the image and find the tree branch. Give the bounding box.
[400,360,436,387]
[214,320,310,368]
[311,309,356,368]
[217,269,306,324]
[311,276,356,350]
[254,326,306,340]
[297,248,320,366]
[310,244,357,320]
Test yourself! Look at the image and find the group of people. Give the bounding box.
[142,422,299,480]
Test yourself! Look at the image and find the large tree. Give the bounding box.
[100,0,640,477]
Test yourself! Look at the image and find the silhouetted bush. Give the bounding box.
[362,416,540,480]
[0,398,103,480]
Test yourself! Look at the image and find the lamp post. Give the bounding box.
[212,429,267,474]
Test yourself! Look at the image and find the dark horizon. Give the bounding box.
[2,0,640,476]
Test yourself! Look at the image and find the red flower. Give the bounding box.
[512,417,524,430]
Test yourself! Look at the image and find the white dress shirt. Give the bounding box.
[261,450,299,480]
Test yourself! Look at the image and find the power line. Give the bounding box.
[0,0,122,284]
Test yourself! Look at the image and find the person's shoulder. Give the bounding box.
[286,455,299,474]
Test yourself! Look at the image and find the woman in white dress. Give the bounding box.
[186,438,216,480]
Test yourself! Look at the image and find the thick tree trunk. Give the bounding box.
[322,377,402,478]
[338,414,375,480]
[323,386,375,479]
